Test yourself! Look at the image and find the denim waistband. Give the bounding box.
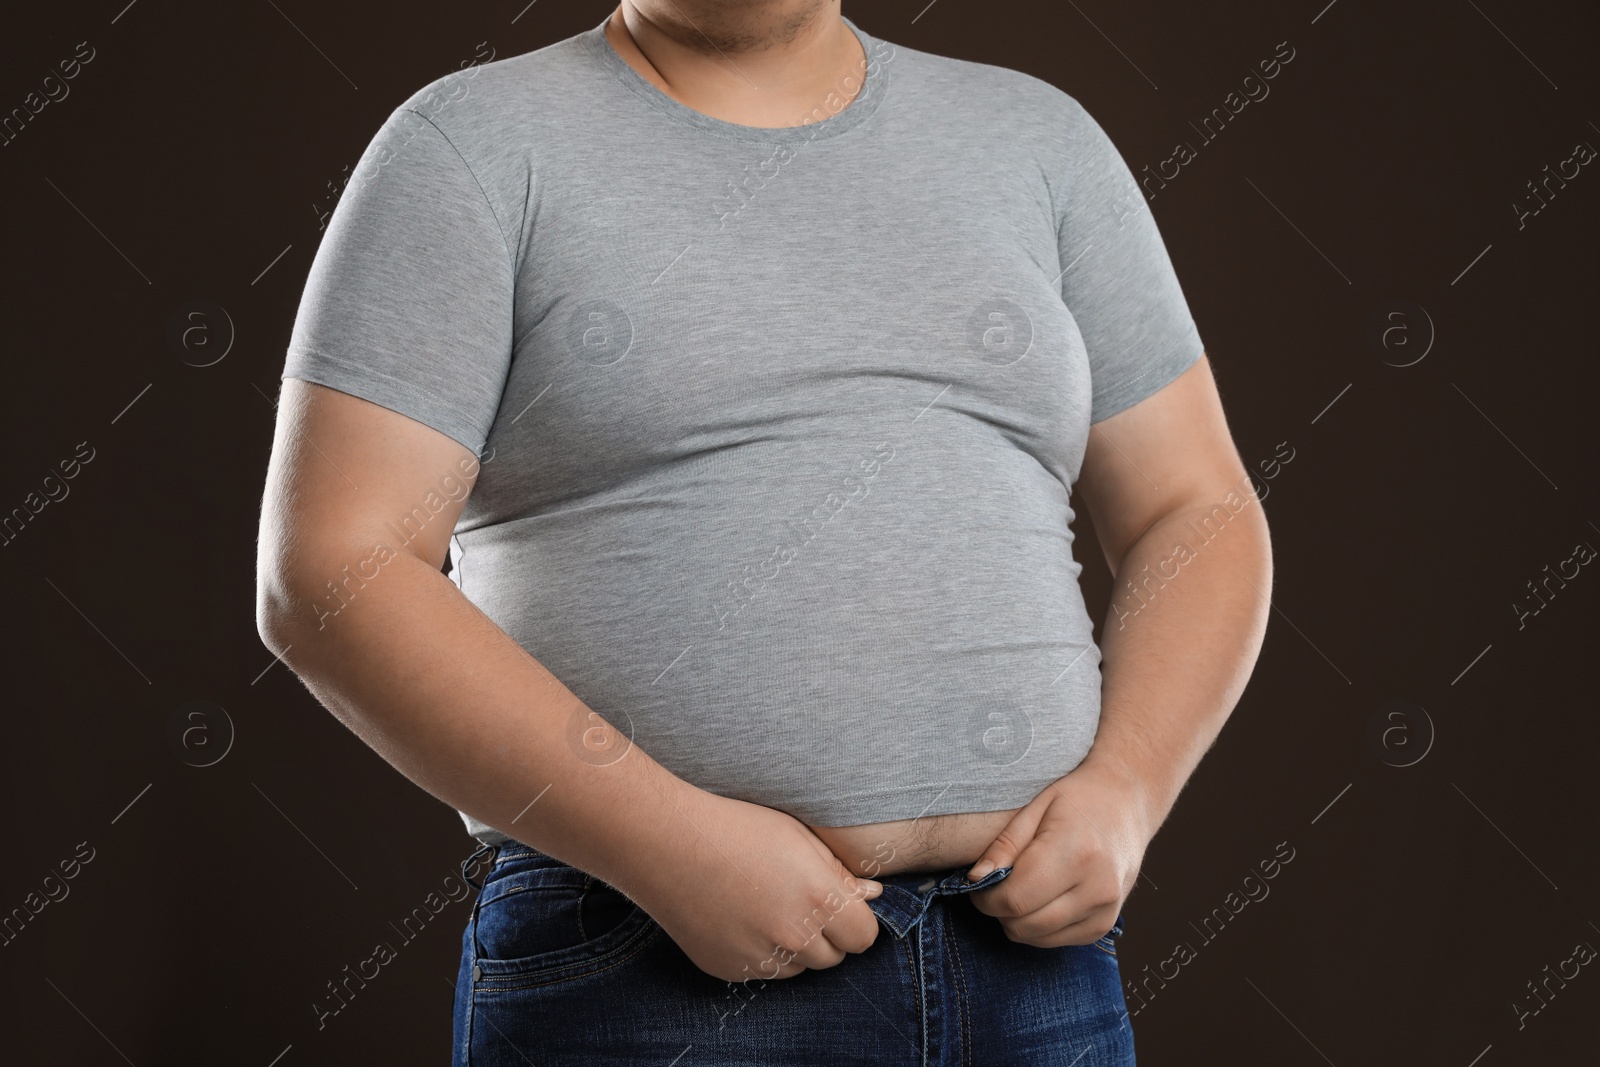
[468,841,1015,939]
[867,864,1013,938]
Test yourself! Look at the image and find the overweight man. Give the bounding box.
[255,2,1272,1062]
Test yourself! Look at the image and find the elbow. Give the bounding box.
[255,512,348,653]
[1247,503,1274,583]
[255,592,291,656]
[255,571,300,655]
[255,549,327,654]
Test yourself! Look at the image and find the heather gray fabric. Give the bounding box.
[282,14,1206,847]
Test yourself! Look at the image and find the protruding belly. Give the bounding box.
[807,807,1022,879]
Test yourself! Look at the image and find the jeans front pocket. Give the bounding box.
[470,847,659,989]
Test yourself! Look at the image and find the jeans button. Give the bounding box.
[472,964,482,981]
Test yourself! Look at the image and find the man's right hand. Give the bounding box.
[628,792,884,984]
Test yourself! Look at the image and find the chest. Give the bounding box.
[481,128,1094,503]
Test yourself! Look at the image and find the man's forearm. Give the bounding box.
[1078,494,1273,837]
[256,550,707,901]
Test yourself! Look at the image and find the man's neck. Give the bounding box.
[605,1,867,128]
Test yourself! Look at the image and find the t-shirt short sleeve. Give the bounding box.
[283,106,515,455]
[1055,95,1205,425]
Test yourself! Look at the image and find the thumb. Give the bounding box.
[811,834,884,900]
[837,856,884,901]
[966,799,1049,881]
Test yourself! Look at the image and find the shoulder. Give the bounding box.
[872,32,1088,130]
[379,30,597,169]
[866,30,1110,194]
[357,32,603,231]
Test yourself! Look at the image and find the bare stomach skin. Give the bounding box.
[806,808,1023,879]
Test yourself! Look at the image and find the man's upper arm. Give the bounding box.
[256,379,479,633]
[282,105,516,459]
[257,99,516,633]
[1075,354,1254,576]
[1047,92,1240,575]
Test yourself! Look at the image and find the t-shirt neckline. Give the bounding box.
[581,13,889,144]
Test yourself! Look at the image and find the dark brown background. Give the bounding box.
[2,1,1595,1063]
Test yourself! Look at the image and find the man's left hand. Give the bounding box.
[964,758,1156,948]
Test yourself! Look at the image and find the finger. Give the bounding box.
[758,933,834,978]
[846,874,884,901]
[763,896,850,971]
[969,832,1082,920]
[763,959,809,981]
[994,890,1094,944]
[791,934,848,971]
[768,892,877,966]
[1003,908,1120,949]
[821,894,882,955]
[827,847,886,915]
[965,788,1053,881]
[810,834,885,901]
[733,953,808,984]
[814,851,884,955]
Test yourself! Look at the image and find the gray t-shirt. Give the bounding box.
[283,14,1205,846]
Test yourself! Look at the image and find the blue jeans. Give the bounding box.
[452,842,1134,1065]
